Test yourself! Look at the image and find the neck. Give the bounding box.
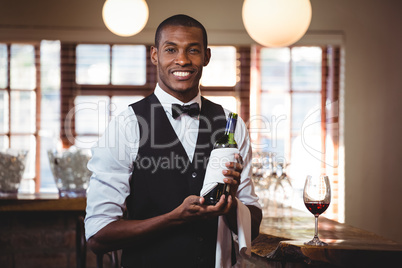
[173,91,198,103]
[159,85,199,103]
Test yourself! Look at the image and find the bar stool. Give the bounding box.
[76,215,120,268]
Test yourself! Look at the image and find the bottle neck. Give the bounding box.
[224,115,237,144]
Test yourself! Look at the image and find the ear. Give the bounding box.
[203,48,211,66]
[150,46,158,66]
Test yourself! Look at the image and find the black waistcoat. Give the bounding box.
[121,93,226,268]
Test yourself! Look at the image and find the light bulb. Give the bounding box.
[102,0,149,37]
[242,0,312,47]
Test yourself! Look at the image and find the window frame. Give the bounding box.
[0,42,41,192]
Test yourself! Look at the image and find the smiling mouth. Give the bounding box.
[173,71,192,78]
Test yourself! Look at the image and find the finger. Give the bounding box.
[223,167,242,179]
[235,153,243,165]
[213,195,227,209]
[223,177,239,186]
[225,161,243,171]
[226,195,233,207]
[222,195,233,214]
[198,196,205,205]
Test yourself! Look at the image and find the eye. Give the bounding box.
[189,48,201,54]
[164,47,176,53]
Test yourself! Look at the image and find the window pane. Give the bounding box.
[201,46,237,87]
[40,94,60,191]
[10,44,36,90]
[291,47,322,91]
[289,135,322,210]
[289,95,322,199]
[40,40,61,192]
[41,40,61,94]
[291,92,321,137]
[40,135,57,192]
[258,92,289,156]
[41,40,60,133]
[204,96,237,113]
[112,45,146,85]
[0,135,9,149]
[111,96,143,116]
[10,91,36,133]
[0,44,7,89]
[74,96,110,136]
[260,48,290,91]
[0,90,9,133]
[76,45,110,85]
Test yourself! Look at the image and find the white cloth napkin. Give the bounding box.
[200,148,239,197]
[215,198,252,268]
[199,147,251,267]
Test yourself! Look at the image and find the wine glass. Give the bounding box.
[303,174,331,246]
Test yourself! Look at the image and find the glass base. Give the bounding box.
[304,237,328,246]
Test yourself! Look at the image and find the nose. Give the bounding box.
[175,50,191,66]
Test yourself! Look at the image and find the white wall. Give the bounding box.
[309,0,402,243]
[1,0,402,243]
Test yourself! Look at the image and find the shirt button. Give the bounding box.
[192,172,197,178]
[197,236,204,242]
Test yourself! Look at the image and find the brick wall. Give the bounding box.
[0,211,112,268]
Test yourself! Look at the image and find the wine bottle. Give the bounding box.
[203,112,238,205]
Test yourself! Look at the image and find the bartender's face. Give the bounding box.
[151,25,211,102]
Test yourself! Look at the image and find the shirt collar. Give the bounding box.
[154,84,202,116]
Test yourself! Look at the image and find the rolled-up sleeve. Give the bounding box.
[85,108,139,240]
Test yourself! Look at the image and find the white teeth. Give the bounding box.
[173,71,190,77]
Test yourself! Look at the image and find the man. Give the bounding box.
[85,14,262,267]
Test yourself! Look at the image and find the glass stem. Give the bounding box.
[314,215,319,239]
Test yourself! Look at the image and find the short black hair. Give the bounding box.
[155,14,208,50]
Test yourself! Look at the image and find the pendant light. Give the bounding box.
[242,0,312,47]
[102,0,149,37]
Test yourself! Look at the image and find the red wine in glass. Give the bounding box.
[304,201,330,215]
[303,175,331,246]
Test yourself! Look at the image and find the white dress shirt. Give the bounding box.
[85,85,260,265]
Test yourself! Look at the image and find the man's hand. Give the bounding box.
[223,153,243,199]
[173,153,243,229]
[173,194,234,223]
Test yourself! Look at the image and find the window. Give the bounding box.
[0,41,63,193]
[60,43,151,150]
[202,46,240,113]
[251,45,342,221]
[76,44,146,86]
[0,43,39,192]
[201,46,238,87]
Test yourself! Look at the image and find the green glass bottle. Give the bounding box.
[203,112,238,205]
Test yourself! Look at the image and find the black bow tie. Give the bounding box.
[171,103,200,119]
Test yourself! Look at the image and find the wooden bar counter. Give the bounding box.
[249,208,402,267]
[0,193,86,211]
